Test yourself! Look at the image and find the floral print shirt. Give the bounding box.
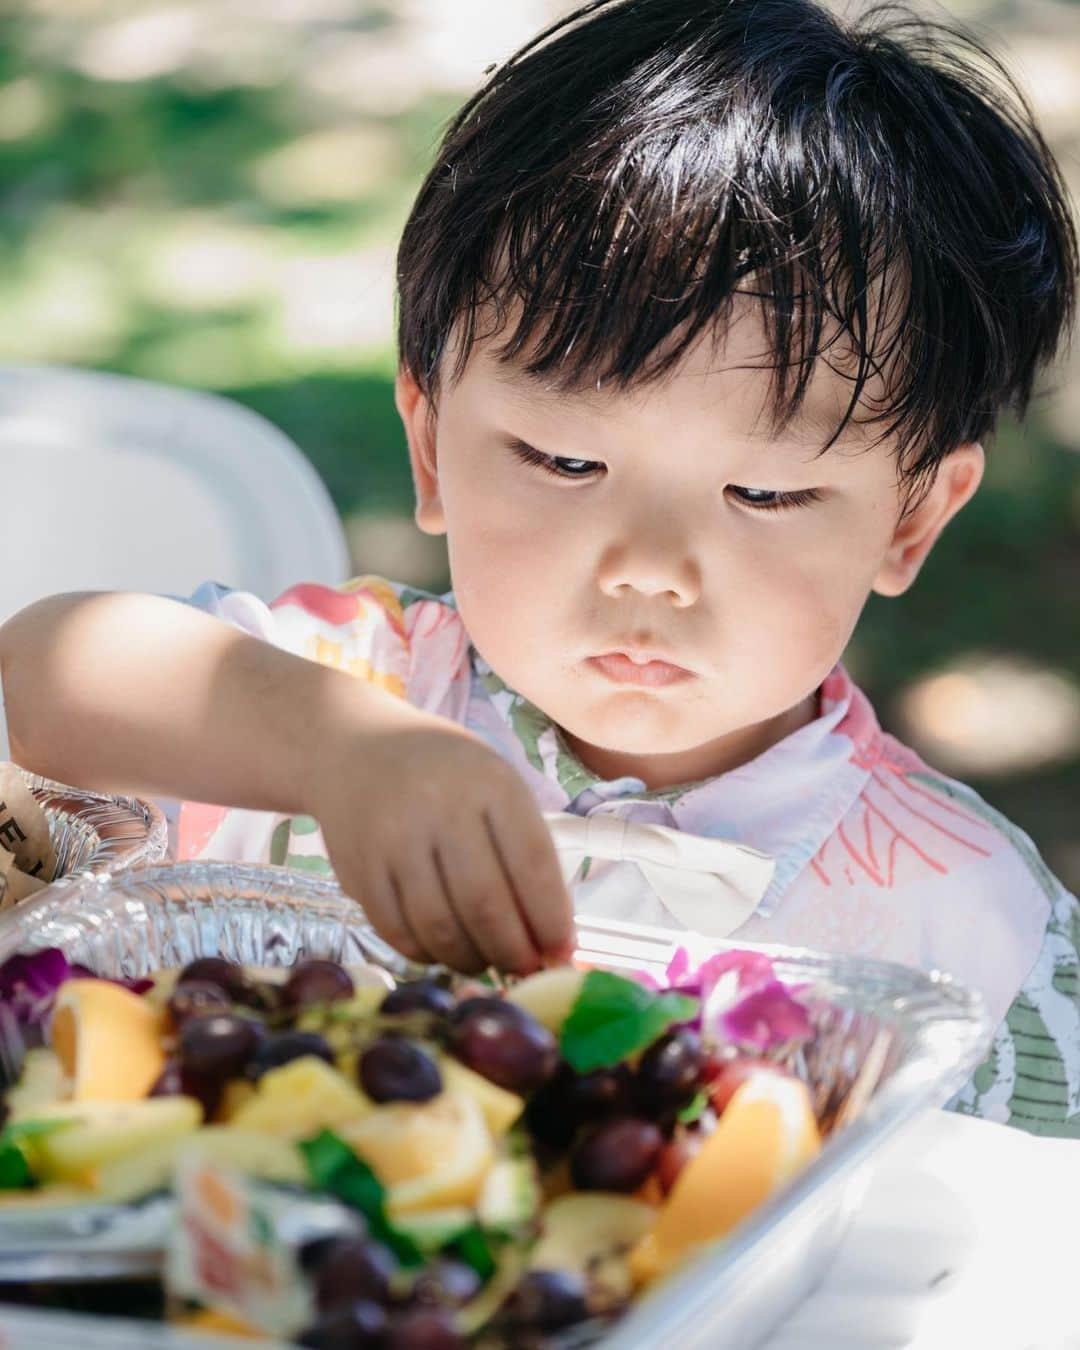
[176,577,1080,1139]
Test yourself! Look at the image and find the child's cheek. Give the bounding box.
[738,524,880,678]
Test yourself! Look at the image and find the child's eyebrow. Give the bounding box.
[490,359,613,408]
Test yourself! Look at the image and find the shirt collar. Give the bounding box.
[469,651,879,914]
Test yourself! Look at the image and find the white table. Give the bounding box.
[763,1109,1080,1350]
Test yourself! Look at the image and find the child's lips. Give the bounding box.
[586,650,696,687]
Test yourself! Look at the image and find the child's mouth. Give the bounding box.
[586,651,695,687]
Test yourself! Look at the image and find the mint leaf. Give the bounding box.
[450,1224,498,1280]
[559,971,698,1073]
[0,1118,73,1192]
[0,1145,32,1190]
[676,1089,710,1125]
[0,1117,75,1191]
[300,1129,422,1266]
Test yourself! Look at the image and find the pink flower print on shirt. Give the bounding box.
[810,754,995,890]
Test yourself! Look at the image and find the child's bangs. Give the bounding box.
[461,149,916,465]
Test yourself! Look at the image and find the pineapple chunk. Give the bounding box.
[94,1127,308,1203]
[506,967,584,1034]
[340,1091,495,1217]
[30,1097,203,1184]
[531,1193,657,1301]
[440,1057,524,1135]
[229,1055,374,1139]
[6,1049,68,1117]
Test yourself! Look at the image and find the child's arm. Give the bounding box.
[0,592,572,973]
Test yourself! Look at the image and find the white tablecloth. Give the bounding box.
[763,1109,1080,1350]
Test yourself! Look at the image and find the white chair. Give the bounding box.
[0,363,351,618]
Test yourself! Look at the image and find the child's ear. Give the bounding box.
[394,367,446,535]
[873,442,984,597]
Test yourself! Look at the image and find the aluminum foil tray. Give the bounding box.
[0,862,993,1350]
[24,770,167,881]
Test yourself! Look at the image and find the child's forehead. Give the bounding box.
[466,299,881,452]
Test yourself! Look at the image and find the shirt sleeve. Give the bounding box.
[180,576,415,698]
[173,576,472,867]
[948,878,1080,1138]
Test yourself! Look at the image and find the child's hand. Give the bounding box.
[308,707,573,974]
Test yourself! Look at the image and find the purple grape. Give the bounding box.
[249,1030,335,1079]
[149,1057,221,1119]
[386,1305,465,1349]
[635,1029,705,1113]
[298,1232,363,1276]
[359,1038,442,1104]
[524,1078,578,1153]
[282,959,355,1011]
[571,1116,663,1192]
[380,979,456,1019]
[502,1269,589,1332]
[166,979,233,1030]
[410,1257,482,1309]
[312,1235,399,1310]
[178,1013,263,1083]
[563,1063,634,1119]
[448,998,557,1093]
[299,1298,388,1349]
[177,957,249,1000]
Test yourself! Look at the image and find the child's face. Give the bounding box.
[398,304,982,787]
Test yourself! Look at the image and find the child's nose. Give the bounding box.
[596,538,701,608]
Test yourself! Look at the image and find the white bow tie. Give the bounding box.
[544,810,775,938]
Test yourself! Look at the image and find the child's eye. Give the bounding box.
[510,441,604,479]
[727,485,822,511]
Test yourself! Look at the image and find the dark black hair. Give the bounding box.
[396,0,1076,482]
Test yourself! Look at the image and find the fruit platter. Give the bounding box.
[0,863,992,1350]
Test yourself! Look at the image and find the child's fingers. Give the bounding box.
[434,828,540,975]
[484,798,574,961]
[393,846,486,972]
[353,861,426,965]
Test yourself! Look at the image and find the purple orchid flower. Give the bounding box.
[0,948,74,1027]
[663,945,812,1052]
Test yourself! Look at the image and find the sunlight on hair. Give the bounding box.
[899,656,1080,777]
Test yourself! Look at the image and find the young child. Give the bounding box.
[1,0,1077,1136]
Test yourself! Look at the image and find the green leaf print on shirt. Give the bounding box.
[914,772,1080,1138]
[269,815,334,877]
[269,818,291,866]
[509,698,551,775]
[289,815,321,835]
[284,854,335,876]
[1002,992,1072,1135]
[553,734,599,801]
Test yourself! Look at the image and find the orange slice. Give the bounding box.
[51,979,165,1102]
[629,1071,821,1284]
[340,1090,495,1217]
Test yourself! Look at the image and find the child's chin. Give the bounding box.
[562,702,725,758]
